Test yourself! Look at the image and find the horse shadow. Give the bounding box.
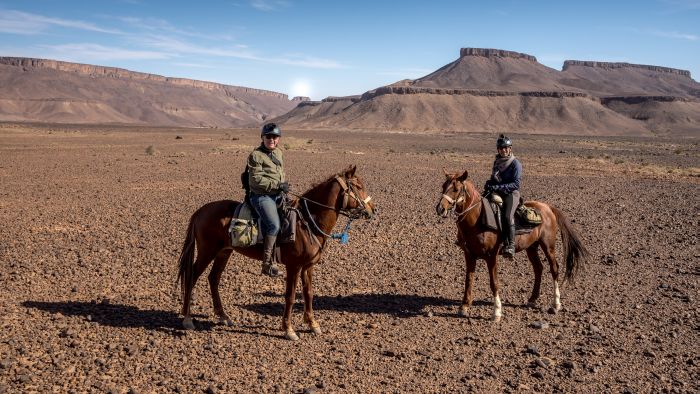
[21,300,208,333]
[247,292,458,318]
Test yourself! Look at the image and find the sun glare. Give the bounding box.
[291,80,311,98]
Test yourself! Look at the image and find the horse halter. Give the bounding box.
[441,180,478,218]
[334,175,372,219]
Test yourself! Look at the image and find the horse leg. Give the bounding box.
[182,246,217,330]
[526,245,544,306]
[208,249,234,327]
[282,265,302,341]
[458,251,477,317]
[301,265,321,335]
[486,255,503,322]
[541,242,561,313]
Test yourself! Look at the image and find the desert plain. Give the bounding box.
[0,123,698,393]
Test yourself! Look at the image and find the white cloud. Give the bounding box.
[250,0,290,11]
[172,62,217,68]
[140,35,344,69]
[650,30,699,41]
[40,43,171,61]
[0,10,123,35]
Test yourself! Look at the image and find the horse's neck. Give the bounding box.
[304,182,341,234]
[458,182,481,228]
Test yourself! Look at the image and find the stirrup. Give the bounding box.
[501,245,515,258]
[261,262,282,277]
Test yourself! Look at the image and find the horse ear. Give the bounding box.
[457,170,469,181]
[443,167,455,179]
[346,165,357,177]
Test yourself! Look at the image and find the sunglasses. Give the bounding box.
[264,135,280,140]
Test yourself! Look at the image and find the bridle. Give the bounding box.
[290,175,373,220]
[441,180,480,219]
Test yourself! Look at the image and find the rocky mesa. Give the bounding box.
[0,57,299,128]
[276,48,700,136]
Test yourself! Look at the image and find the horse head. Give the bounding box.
[335,165,374,219]
[436,169,472,218]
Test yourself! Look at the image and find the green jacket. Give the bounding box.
[247,144,286,195]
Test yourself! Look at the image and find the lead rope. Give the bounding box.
[302,199,353,245]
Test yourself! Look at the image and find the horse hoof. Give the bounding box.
[285,330,300,341]
[182,318,195,330]
[218,317,234,327]
[311,325,322,335]
[458,307,468,317]
[492,315,502,323]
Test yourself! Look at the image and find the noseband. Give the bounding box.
[441,180,479,218]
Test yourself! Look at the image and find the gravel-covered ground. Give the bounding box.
[0,123,698,393]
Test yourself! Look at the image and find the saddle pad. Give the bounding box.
[233,202,255,222]
[479,197,539,235]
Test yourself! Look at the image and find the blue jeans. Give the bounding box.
[250,193,282,236]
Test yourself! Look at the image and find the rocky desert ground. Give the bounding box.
[0,123,698,393]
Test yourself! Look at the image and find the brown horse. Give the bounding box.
[435,169,589,321]
[177,165,374,340]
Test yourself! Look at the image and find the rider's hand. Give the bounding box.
[279,182,289,194]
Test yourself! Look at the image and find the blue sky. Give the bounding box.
[0,1,698,100]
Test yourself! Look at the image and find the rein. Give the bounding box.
[288,175,371,246]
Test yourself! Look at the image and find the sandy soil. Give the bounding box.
[0,123,698,393]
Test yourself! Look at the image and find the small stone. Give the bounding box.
[426,311,434,318]
[562,360,576,370]
[530,321,549,329]
[205,385,217,394]
[526,345,540,356]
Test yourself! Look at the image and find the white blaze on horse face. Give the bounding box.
[552,281,562,311]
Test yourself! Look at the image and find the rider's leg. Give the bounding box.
[251,193,282,277]
[502,191,520,258]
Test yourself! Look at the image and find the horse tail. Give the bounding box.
[176,213,197,298]
[552,206,589,284]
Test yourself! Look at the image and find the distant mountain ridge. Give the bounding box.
[275,48,700,136]
[0,57,298,127]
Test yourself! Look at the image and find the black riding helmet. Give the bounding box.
[496,134,512,148]
[261,123,282,137]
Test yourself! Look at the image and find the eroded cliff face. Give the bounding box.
[0,57,298,127]
[459,48,537,62]
[0,57,289,99]
[563,60,691,78]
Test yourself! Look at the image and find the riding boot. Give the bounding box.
[503,222,516,258]
[261,234,281,277]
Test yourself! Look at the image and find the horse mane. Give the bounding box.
[302,166,354,198]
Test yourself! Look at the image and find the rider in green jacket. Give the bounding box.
[247,123,289,277]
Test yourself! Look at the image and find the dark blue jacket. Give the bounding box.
[487,159,522,195]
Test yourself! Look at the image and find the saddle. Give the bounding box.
[479,196,542,235]
[229,201,297,246]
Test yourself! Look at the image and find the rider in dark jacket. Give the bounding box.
[484,134,522,258]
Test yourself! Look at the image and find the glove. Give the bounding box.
[279,182,289,194]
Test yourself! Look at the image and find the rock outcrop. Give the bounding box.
[563,60,691,78]
[0,57,298,127]
[0,57,289,99]
[276,48,700,136]
[460,48,537,62]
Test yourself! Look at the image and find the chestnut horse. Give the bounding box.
[177,166,374,340]
[435,170,588,321]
